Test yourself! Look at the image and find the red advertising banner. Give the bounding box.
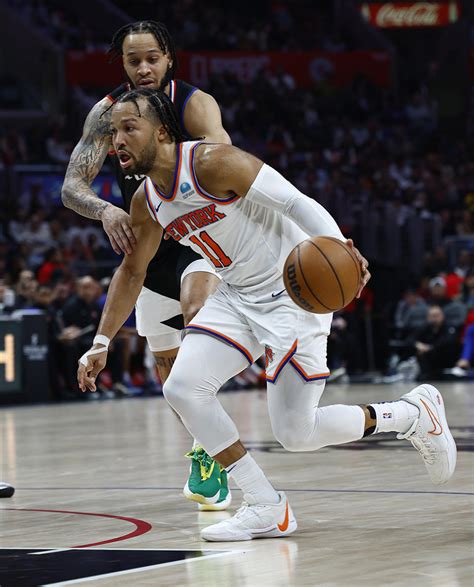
[66,50,391,89]
[359,2,460,28]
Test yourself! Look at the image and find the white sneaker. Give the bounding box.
[398,384,456,485]
[200,491,297,542]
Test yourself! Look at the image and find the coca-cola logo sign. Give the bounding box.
[360,2,460,28]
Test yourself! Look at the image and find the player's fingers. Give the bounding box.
[83,375,97,392]
[356,270,371,298]
[77,364,88,392]
[108,233,122,255]
[121,222,137,247]
[113,230,132,255]
[89,362,102,381]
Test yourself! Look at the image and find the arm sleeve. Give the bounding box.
[245,164,345,241]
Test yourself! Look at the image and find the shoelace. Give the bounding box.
[235,501,250,519]
[409,432,437,465]
[235,500,267,521]
[185,448,216,481]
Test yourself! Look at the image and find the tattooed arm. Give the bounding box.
[61,99,136,255]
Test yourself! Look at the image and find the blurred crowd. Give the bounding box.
[327,258,474,383]
[9,0,108,50]
[8,0,339,52]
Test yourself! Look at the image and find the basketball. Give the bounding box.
[283,236,361,313]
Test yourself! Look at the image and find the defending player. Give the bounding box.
[78,89,457,542]
[61,21,230,510]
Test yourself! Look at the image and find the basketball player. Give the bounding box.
[78,89,457,542]
[61,21,230,510]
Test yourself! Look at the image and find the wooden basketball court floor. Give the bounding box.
[1,381,473,586]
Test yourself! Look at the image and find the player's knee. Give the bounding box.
[163,369,216,416]
[272,415,320,452]
[162,373,190,414]
[275,431,309,452]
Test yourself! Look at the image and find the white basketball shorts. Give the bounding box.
[185,279,332,383]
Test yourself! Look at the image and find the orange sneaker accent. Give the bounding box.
[420,398,443,436]
[277,501,289,532]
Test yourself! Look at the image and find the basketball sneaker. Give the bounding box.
[398,384,456,485]
[183,447,231,509]
[198,469,232,511]
[201,491,297,542]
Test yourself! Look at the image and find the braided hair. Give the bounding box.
[109,21,177,86]
[115,88,186,144]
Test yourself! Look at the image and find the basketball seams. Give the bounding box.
[308,240,345,307]
[296,244,335,312]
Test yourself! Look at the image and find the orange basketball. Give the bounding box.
[283,236,361,314]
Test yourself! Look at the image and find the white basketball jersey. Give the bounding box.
[144,141,308,292]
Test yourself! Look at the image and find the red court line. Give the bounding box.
[2,508,152,548]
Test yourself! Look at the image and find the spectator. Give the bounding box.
[454,250,473,279]
[461,270,474,309]
[0,279,15,314]
[327,315,356,381]
[16,212,52,257]
[31,284,67,399]
[37,247,66,285]
[13,270,38,311]
[0,128,28,165]
[454,324,474,375]
[58,276,128,397]
[413,305,459,379]
[394,288,428,336]
[57,275,102,395]
[426,276,467,330]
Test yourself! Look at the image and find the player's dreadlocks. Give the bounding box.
[115,88,186,144]
[109,21,177,87]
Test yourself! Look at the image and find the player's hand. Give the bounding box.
[77,344,108,392]
[346,239,371,298]
[101,206,136,255]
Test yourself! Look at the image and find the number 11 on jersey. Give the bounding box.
[189,231,232,268]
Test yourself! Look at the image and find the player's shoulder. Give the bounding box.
[192,143,249,180]
[193,143,236,168]
[174,79,214,106]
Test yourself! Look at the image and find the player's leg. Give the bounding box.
[163,331,296,541]
[267,360,456,485]
[179,260,227,509]
[136,285,226,508]
[180,264,220,326]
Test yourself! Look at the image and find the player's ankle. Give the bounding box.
[368,401,419,435]
[361,404,376,436]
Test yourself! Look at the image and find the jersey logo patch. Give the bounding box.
[180,181,195,199]
[265,346,274,368]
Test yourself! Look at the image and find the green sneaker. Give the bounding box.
[198,468,232,511]
[183,447,231,510]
